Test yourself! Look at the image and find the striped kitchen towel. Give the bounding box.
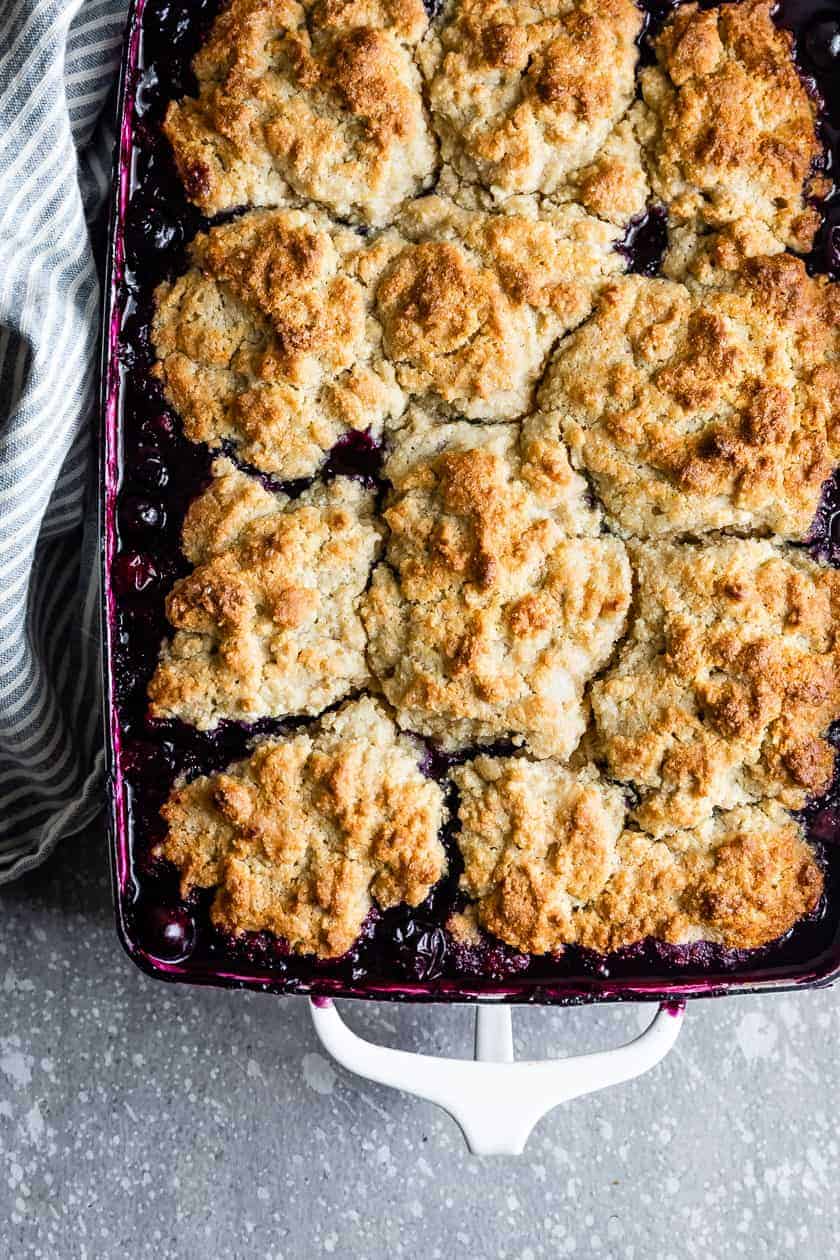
[0,0,127,879]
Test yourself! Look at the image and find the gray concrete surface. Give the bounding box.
[0,821,837,1259]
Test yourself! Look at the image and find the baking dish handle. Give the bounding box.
[309,997,685,1155]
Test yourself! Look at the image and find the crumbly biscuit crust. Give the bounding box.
[163,0,437,224]
[377,194,625,420]
[148,459,382,728]
[453,754,626,954]
[574,804,823,954]
[152,208,406,479]
[591,539,840,835]
[159,697,447,957]
[420,0,645,217]
[152,196,624,477]
[147,0,837,959]
[540,255,840,540]
[363,411,631,756]
[453,759,822,953]
[635,0,827,252]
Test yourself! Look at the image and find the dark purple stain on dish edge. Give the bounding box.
[110,0,840,999]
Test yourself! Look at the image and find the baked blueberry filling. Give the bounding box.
[617,206,669,275]
[110,0,840,996]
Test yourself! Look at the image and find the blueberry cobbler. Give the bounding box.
[111,0,840,992]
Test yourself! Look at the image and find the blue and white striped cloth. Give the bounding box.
[0,0,127,879]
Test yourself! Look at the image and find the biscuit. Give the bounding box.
[163,0,437,224]
[660,217,786,287]
[377,194,626,421]
[574,804,823,954]
[421,0,645,219]
[453,759,821,953]
[148,460,382,728]
[591,538,840,834]
[539,255,840,539]
[453,754,626,954]
[152,208,405,479]
[159,697,447,957]
[635,0,827,251]
[363,411,631,756]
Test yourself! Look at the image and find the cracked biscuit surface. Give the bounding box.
[453,760,821,953]
[163,0,438,224]
[453,754,626,954]
[159,697,447,957]
[539,255,840,539]
[152,208,405,479]
[377,194,626,421]
[421,0,645,218]
[144,0,837,960]
[363,410,631,756]
[635,0,826,252]
[591,538,840,836]
[573,804,823,954]
[148,459,382,728]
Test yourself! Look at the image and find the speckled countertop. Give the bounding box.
[0,820,838,1258]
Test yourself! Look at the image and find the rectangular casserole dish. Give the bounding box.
[101,0,840,1007]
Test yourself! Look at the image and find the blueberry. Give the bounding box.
[804,18,840,71]
[133,447,170,490]
[127,208,183,263]
[128,148,167,204]
[128,369,164,411]
[323,429,384,482]
[824,222,840,274]
[121,739,162,780]
[117,337,145,372]
[809,808,838,842]
[119,495,166,536]
[119,313,153,369]
[144,0,193,52]
[577,948,611,978]
[137,904,196,963]
[419,743,457,782]
[618,207,668,277]
[114,656,142,704]
[147,210,183,254]
[140,413,176,445]
[393,921,447,980]
[112,551,159,596]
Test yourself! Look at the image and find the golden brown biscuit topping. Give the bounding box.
[453,755,625,954]
[363,412,631,756]
[148,460,382,728]
[421,0,645,217]
[152,208,405,479]
[591,539,840,835]
[454,756,822,953]
[163,0,437,223]
[540,255,840,539]
[159,698,447,957]
[377,194,625,420]
[574,806,823,954]
[635,0,827,251]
